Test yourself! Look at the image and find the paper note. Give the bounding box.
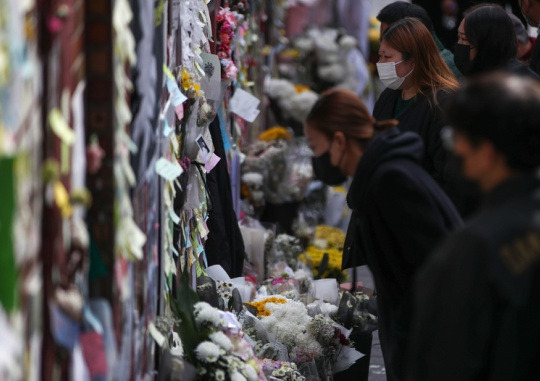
[49,108,76,145]
[163,118,174,137]
[148,322,166,347]
[50,304,80,349]
[80,331,108,376]
[166,77,187,107]
[155,157,184,181]
[169,205,180,225]
[205,153,221,173]
[228,88,261,123]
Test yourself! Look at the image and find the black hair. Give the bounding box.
[445,72,540,170]
[464,4,517,74]
[377,1,434,33]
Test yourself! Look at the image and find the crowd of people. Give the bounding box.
[304,1,540,380]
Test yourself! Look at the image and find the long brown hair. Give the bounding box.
[306,88,398,146]
[382,18,458,103]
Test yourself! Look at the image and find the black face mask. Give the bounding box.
[311,151,347,186]
[453,43,474,75]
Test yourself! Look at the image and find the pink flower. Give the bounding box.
[220,21,232,34]
[224,61,238,79]
[217,51,228,60]
[220,33,231,45]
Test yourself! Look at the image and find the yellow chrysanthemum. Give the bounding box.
[246,296,287,317]
[294,84,311,93]
[258,126,292,142]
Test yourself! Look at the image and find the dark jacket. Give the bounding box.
[407,174,540,381]
[204,117,245,277]
[373,89,448,187]
[373,88,479,216]
[342,127,462,380]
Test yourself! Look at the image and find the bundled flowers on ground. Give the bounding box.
[260,360,305,381]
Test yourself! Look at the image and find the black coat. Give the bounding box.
[204,117,245,277]
[373,88,479,216]
[407,174,540,381]
[373,89,449,187]
[342,128,462,380]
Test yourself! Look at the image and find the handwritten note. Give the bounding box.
[229,88,261,123]
[155,157,184,181]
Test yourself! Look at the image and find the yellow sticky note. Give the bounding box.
[163,64,175,81]
[54,181,73,218]
[49,108,76,145]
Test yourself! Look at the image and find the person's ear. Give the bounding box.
[333,131,347,151]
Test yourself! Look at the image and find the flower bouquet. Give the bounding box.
[169,272,264,380]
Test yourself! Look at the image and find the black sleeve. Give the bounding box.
[374,165,455,268]
[406,232,495,381]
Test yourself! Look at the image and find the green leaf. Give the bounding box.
[171,268,200,363]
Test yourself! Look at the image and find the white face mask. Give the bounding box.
[376,60,413,90]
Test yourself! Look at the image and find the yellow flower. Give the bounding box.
[294,84,311,93]
[246,296,287,317]
[258,126,292,142]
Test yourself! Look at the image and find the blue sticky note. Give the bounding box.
[163,118,174,137]
[50,305,80,349]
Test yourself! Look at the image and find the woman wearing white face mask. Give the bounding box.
[373,18,467,213]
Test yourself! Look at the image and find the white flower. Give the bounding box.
[195,341,221,363]
[318,64,346,83]
[215,369,226,381]
[209,331,233,351]
[339,35,357,50]
[243,364,259,381]
[287,90,318,123]
[194,302,222,327]
[242,172,264,186]
[230,372,247,381]
[265,78,296,100]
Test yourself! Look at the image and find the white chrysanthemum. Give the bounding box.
[287,91,318,123]
[230,371,247,381]
[242,172,263,186]
[293,37,314,52]
[215,369,226,381]
[339,35,358,50]
[194,302,222,327]
[318,64,346,83]
[265,78,296,100]
[195,341,220,363]
[243,364,259,381]
[209,331,233,351]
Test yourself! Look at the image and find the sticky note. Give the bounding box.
[155,157,183,181]
[49,108,76,145]
[163,118,174,137]
[205,153,221,173]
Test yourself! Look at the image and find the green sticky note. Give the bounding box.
[0,156,18,312]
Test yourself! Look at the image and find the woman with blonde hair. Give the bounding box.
[305,88,461,381]
[373,18,465,211]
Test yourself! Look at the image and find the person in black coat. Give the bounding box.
[305,88,462,381]
[407,73,540,381]
[519,0,540,75]
[454,4,540,80]
[373,18,477,215]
